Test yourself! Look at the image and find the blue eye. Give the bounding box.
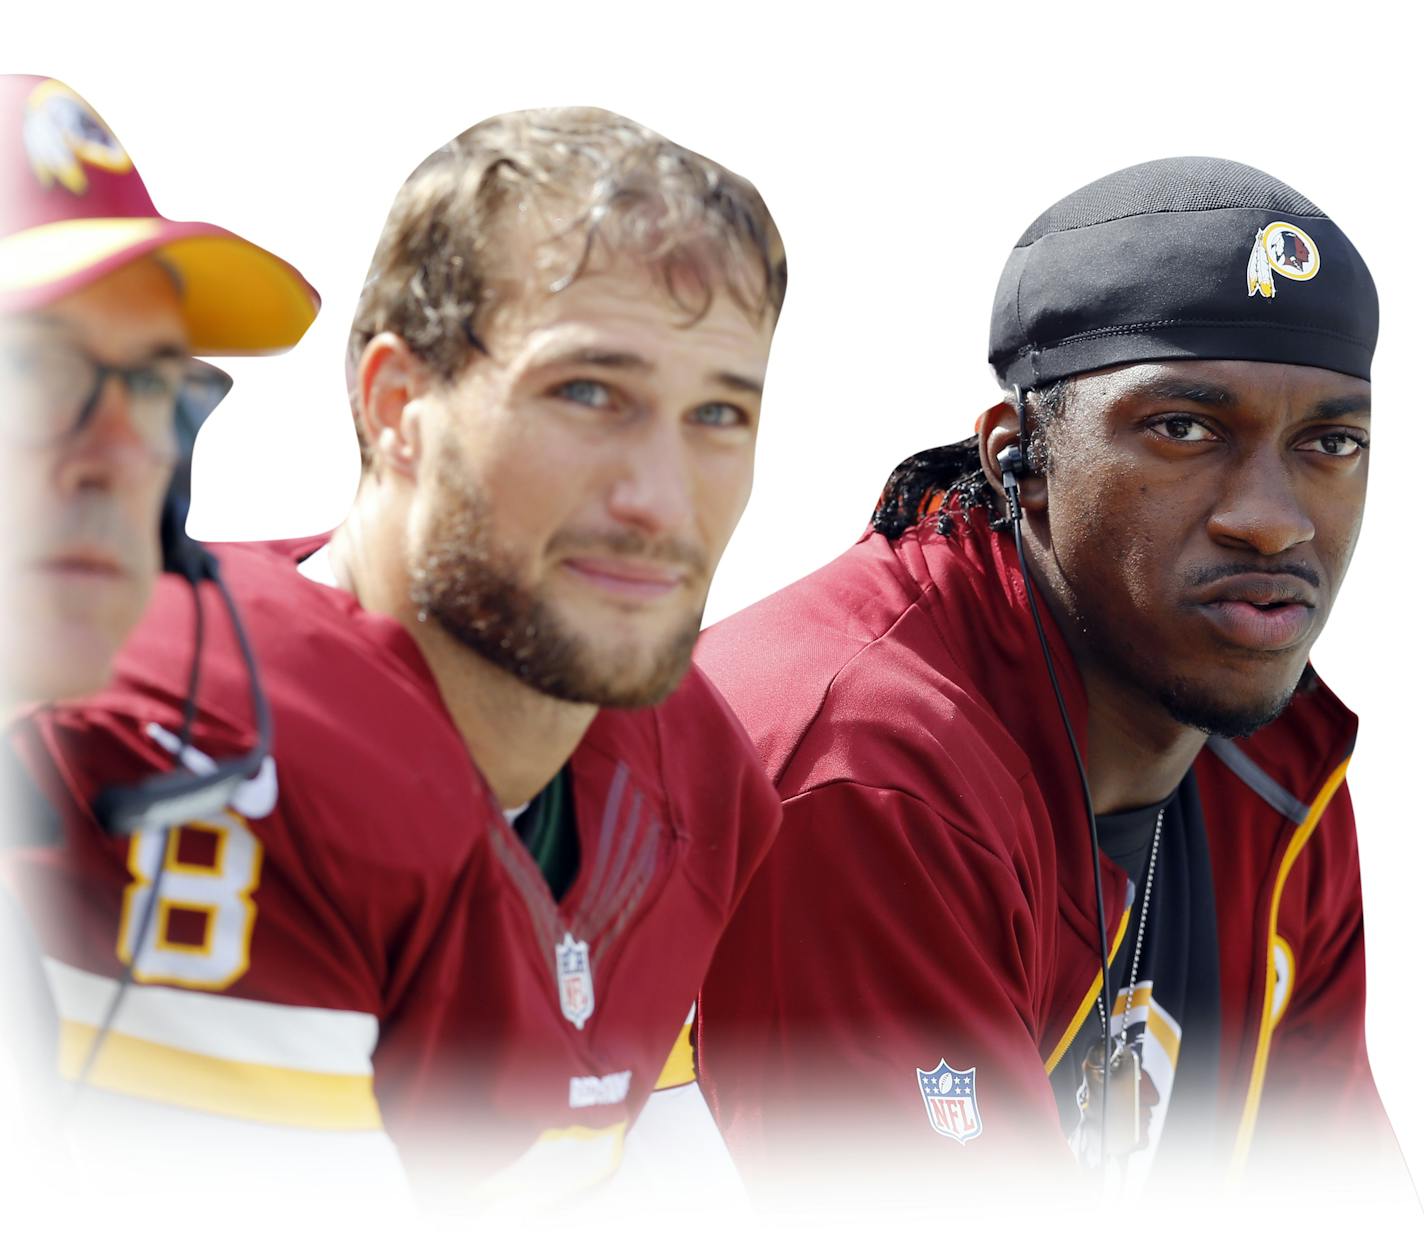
[554,379,612,408]
[690,402,746,429]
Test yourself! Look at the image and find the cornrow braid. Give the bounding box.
[870,438,989,540]
[869,381,1069,540]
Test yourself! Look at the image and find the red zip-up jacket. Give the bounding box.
[694,506,1396,1197]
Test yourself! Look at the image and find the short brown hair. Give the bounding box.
[348,107,786,466]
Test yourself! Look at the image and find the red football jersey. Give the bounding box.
[4,538,780,1201]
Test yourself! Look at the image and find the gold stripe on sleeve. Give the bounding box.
[59,1019,383,1131]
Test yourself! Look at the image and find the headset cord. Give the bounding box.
[213,565,273,760]
[66,580,204,1103]
[1001,419,1115,1171]
[67,561,271,1107]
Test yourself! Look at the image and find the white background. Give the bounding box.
[10,0,1423,1209]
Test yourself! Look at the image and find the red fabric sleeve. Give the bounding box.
[696,780,1070,1200]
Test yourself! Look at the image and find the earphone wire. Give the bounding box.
[65,577,204,1104]
[1006,386,1114,1170]
[67,558,272,1109]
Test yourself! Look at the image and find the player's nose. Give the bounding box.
[54,375,167,495]
[606,415,696,536]
[1206,447,1315,556]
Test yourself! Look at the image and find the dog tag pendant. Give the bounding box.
[1080,1039,1142,1157]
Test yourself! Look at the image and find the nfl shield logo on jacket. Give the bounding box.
[917,1061,982,1144]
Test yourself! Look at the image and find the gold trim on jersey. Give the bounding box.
[655,1021,696,1091]
[58,1019,382,1130]
[1045,906,1133,1074]
[1230,756,1351,1168]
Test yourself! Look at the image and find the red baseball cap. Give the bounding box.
[0,75,319,353]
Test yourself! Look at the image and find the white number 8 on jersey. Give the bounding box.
[117,813,263,990]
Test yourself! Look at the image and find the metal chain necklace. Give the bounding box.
[1097,803,1166,1040]
[1080,804,1165,1159]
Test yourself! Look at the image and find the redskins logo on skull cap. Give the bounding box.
[1248,221,1322,299]
[989,156,1376,387]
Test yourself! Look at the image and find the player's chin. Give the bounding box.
[571,588,703,639]
[3,623,116,705]
[1156,669,1300,740]
[591,667,692,709]
[578,623,701,709]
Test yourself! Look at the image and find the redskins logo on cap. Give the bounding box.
[21,79,132,196]
[1247,221,1321,299]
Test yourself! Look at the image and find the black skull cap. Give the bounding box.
[988,156,1378,388]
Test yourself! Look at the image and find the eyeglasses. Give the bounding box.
[0,338,233,456]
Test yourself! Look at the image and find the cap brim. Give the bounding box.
[0,216,319,354]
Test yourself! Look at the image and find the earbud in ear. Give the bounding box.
[997,444,1026,483]
[997,444,1027,525]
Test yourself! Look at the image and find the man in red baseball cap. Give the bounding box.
[0,75,318,1191]
[0,74,319,707]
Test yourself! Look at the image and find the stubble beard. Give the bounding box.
[1072,606,1303,741]
[407,459,704,709]
[1154,673,1298,741]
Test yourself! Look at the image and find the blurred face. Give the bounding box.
[0,258,184,707]
[1041,359,1370,737]
[405,257,775,707]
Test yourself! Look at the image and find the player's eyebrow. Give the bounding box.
[1302,394,1370,423]
[1128,378,1370,425]
[1134,379,1238,408]
[542,348,653,373]
[713,371,763,397]
[534,347,763,395]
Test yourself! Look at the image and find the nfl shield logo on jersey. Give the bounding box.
[917,1060,983,1144]
[556,932,595,1030]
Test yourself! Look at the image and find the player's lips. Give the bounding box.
[1191,575,1317,651]
[30,547,130,582]
[559,555,687,601]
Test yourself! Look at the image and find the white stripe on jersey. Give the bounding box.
[46,958,378,1074]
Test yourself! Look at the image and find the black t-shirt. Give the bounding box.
[1050,769,1222,1180]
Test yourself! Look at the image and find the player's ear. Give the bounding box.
[358,333,428,480]
[980,400,1048,514]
